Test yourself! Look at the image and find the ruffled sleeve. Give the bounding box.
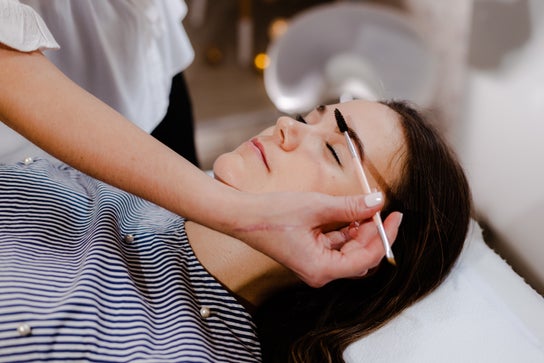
[0,0,59,51]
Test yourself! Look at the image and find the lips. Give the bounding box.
[251,138,270,171]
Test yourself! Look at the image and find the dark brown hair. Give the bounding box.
[255,100,473,363]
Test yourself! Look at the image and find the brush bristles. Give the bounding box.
[334,108,349,133]
[387,256,397,266]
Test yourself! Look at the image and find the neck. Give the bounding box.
[185,221,299,310]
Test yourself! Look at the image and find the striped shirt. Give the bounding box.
[0,158,262,362]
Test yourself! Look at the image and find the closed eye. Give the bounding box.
[296,113,341,165]
[296,114,307,124]
[326,143,342,166]
[297,114,341,165]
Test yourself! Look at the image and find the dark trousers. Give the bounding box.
[151,72,200,167]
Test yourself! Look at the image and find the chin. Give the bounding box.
[213,151,272,193]
[212,153,242,190]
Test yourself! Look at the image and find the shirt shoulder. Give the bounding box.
[0,0,59,51]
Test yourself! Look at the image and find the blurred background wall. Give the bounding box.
[461,0,544,295]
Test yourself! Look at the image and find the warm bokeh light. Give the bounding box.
[268,18,289,41]
[254,52,270,71]
[204,46,224,66]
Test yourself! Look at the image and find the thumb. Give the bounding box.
[331,191,385,223]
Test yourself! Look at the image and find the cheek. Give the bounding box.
[319,175,358,196]
[285,159,324,191]
[287,161,350,195]
[317,167,366,196]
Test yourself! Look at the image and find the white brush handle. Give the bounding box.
[344,132,396,265]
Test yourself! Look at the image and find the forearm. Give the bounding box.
[0,45,241,230]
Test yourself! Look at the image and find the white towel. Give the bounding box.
[344,221,544,362]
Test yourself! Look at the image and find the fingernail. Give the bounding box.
[364,191,383,207]
[397,213,404,227]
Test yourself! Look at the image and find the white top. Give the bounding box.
[0,0,59,51]
[0,0,194,161]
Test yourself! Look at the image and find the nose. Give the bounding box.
[274,116,303,151]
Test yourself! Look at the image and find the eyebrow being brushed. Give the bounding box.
[296,107,364,164]
[334,113,365,161]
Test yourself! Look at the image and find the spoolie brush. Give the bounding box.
[334,108,396,266]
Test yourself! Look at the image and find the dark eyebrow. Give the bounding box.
[334,110,365,161]
[347,127,364,161]
[324,105,365,159]
[337,112,393,196]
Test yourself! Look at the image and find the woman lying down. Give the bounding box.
[0,99,471,363]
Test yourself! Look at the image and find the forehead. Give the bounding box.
[335,99,402,148]
[327,100,406,189]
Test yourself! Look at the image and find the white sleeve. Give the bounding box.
[0,0,59,51]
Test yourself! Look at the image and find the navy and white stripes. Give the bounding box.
[0,159,261,362]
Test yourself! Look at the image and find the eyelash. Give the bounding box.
[295,114,342,166]
[327,143,342,166]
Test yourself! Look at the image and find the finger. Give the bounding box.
[326,217,379,250]
[325,220,365,249]
[350,211,402,246]
[314,192,384,228]
[348,218,379,246]
[383,212,403,248]
[338,192,385,223]
[311,241,383,284]
[325,212,403,280]
[325,229,350,250]
[347,211,402,254]
[339,229,383,266]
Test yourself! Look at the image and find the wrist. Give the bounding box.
[188,177,252,237]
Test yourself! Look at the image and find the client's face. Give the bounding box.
[213,100,405,196]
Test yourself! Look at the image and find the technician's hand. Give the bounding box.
[231,191,403,287]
